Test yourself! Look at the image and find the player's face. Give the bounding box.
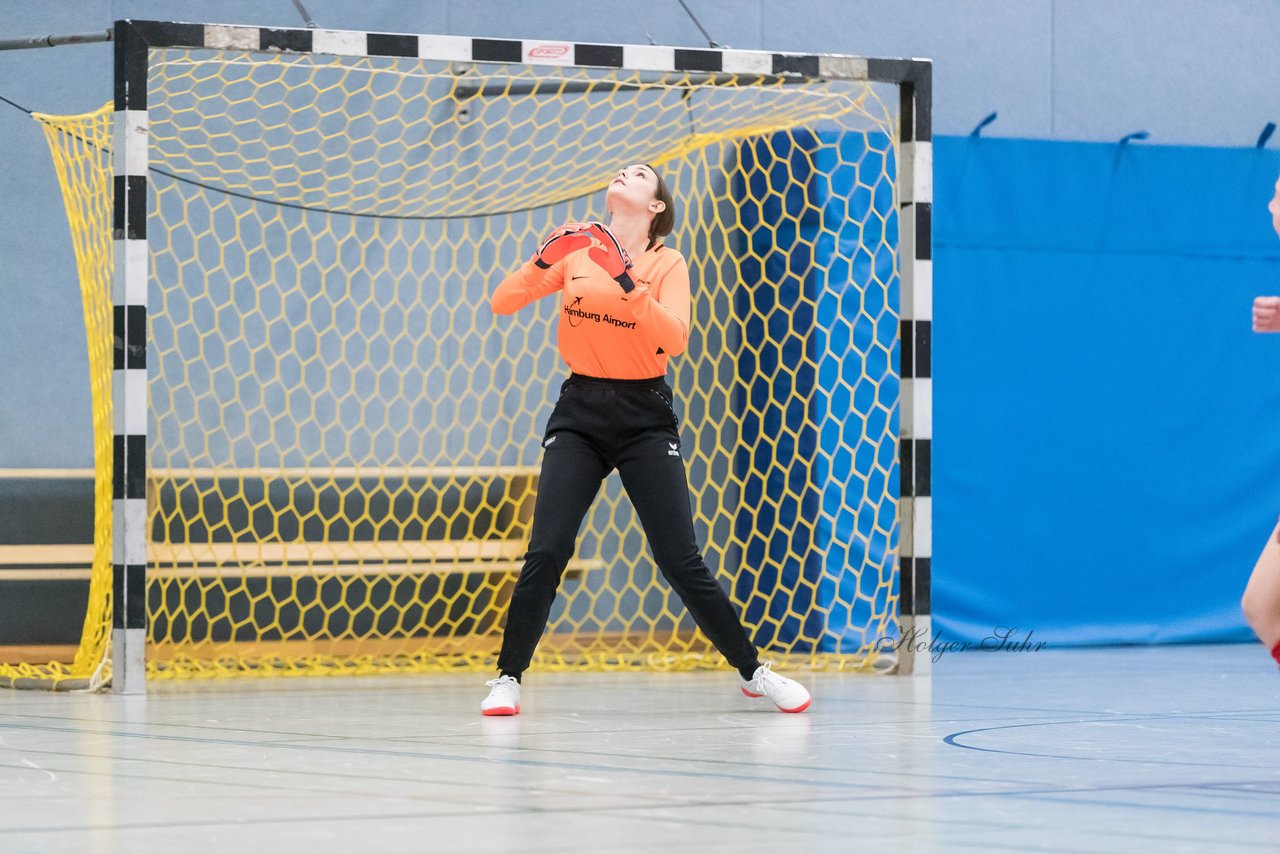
[605,164,664,216]
[1270,176,1280,240]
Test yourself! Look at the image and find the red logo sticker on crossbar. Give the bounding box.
[525,43,572,63]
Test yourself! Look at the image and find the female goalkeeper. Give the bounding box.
[482,164,811,715]
[1243,173,1280,671]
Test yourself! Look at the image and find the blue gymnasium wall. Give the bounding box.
[933,137,1280,645]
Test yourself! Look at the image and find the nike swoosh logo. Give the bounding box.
[571,275,589,280]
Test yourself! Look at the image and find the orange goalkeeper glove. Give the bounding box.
[534,222,592,269]
[585,222,636,293]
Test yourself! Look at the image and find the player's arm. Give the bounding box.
[624,255,691,356]
[1253,179,1280,333]
[490,224,591,315]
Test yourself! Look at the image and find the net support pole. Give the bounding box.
[870,58,933,676]
[0,29,112,51]
[110,20,149,694]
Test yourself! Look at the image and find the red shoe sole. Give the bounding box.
[481,705,519,716]
[741,686,811,713]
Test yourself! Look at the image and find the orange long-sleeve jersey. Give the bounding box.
[490,243,691,379]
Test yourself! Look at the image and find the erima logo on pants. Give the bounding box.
[543,435,557,448]
[668,441,680,458]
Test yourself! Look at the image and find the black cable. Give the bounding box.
[0,93,34,115]
[150,166,602,221]
[2,91,615,221]
[676,0,722,48]
[289,0,319,29]
[6,89,602,220]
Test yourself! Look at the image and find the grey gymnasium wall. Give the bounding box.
[2,0,1279,467]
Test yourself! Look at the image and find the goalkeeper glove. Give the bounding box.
[534,222,592,269]
[585,222,636,293]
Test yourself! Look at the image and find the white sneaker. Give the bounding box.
[481,675,521,716]
[741,663,811,713]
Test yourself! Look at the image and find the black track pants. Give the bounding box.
[496,373,760,677]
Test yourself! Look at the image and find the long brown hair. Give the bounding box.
[646,164,675,249]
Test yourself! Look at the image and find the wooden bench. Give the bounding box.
[0,540,598,579]
[0,466,603,642]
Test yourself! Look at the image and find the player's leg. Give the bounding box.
[614,388,810,712]
[495,430,608,678]
[484,411,608,715]
[1241,518,1280,668]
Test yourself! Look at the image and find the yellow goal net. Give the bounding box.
[9,34,906,686]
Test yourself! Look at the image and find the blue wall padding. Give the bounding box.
[933,136,1280,645]
[732,131,899,652]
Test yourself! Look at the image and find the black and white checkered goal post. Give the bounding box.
[109,20,932,689]
[111,22,151,694]
[888,61,933,677]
